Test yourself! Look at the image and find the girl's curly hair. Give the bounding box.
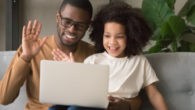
[89,2,152,57]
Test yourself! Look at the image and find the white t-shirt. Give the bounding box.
[84,52,159,98]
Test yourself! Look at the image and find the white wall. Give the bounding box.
[0,0,6,51]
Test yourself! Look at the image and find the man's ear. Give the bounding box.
[56,12,60,23]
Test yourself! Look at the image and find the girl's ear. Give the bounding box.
[56,12,60,23]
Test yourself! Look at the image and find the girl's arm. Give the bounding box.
[144,84,168,110]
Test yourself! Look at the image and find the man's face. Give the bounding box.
[56,4,90,47]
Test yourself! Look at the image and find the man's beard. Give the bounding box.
[57,28,79,48]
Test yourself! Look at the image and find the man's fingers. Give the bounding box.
[53,56,61,61]
[32,20,38,35]
[35,24,42,39]
[52,50,61,60]
[40,37,47,48]
[56,48,69,58]
[22,25,26,39]
[53,56,57,61]
[27,20,32,35]
[52,49,61,58]
[52,49,73,62]
[22,20,38,40]
[52,49,66,61]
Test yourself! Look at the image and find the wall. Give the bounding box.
[122,0,187,13]
[0,0,6,51]
[0,0,109,51]
[18,0,189,46]
[82,0,109,44]
[21,0,62,38]
[0,0,188,50]
[21,0,109,45]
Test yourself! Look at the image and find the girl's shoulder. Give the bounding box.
[86,52,105,59]
[84,52,106,64]
[130,54,148,61]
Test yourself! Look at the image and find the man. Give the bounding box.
[0,0,94,110]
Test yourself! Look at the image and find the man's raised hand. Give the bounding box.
[20,20,47,62]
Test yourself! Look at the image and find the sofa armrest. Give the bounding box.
[0,51,27,110]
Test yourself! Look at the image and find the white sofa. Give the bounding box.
[0,51,195,110]
[0,51,27,110]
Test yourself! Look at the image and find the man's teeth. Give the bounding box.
[66,35,75,39]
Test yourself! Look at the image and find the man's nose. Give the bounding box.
[67,24,77,33]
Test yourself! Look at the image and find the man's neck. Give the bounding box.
[60,45,77,54]
[54,36,78,54]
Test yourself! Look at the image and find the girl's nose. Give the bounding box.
[109,37,117,45]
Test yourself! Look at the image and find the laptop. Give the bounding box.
[39,60,109,108]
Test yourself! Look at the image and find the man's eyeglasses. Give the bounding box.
[59,13,89,31]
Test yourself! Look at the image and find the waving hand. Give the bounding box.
[20,20,47,62]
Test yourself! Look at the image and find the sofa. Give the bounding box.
[0,51,27,110]
[141,52,195,110]
[0,51,195,110]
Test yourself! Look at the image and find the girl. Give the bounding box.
[50,2,168,110]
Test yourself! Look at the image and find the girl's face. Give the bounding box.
[103,22,127,58]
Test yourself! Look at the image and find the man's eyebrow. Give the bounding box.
[61,17,87,24]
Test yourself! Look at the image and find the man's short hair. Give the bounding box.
[59,0,93,19]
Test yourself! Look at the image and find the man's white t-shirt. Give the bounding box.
[84,52,159,98]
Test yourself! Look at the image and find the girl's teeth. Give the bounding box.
[110,47,117,50]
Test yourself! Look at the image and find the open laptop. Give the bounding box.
[39,60,109,108]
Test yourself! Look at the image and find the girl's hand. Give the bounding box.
[52,48,75,62]
[107,96,131,110]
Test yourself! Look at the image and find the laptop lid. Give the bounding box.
[39,60,109,108]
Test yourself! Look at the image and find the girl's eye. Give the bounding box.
[104,35,110,38]
[116,36,125,38]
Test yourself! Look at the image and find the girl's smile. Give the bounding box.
[103,22,127,58]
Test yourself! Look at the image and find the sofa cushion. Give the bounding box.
[0,51,16,78]
[141,52,195,110]
[0,51,27,110]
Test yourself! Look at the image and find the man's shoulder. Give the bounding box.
[38,35,56,53]
[80,40,94,48]
[39,35,54,41]
[39,35,56,48]
[79,40,95,53]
